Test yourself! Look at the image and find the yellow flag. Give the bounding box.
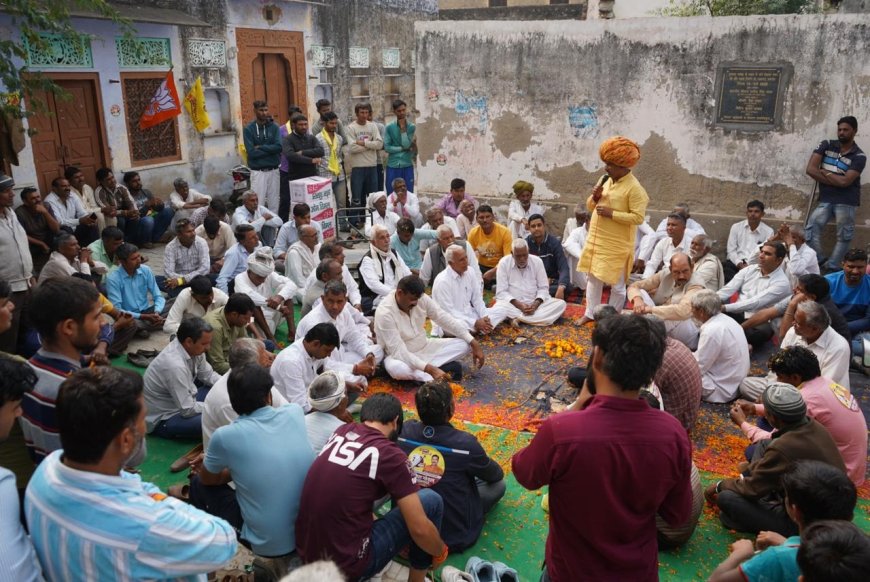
[183,76,211,132]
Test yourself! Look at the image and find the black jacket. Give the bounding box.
[282,131,324,180]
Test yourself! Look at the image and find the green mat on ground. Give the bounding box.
[138,421,870,581]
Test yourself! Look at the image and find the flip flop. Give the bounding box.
[170,443,204,473]
[126,353,152,368]
[465,556,497,582]
[492,562,519,582]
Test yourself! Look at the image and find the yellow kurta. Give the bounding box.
[578,172,649,285]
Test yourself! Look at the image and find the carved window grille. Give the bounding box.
[24,33,93,68]
[188,39,227,68]
[121,73,181,166]
[116,37,172,69]
[311,45,336,68]
[349,47,370,69]
[382,48,400,69]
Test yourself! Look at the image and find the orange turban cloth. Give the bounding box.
[599,136,640,168]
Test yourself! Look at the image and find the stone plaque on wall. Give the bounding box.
[714,64,788,131]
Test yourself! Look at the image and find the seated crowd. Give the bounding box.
[0,156,867,582]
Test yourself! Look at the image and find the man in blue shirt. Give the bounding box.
[26,367,237,580]
[106,243,165,336]
[243,100,283,215]
[805,116,866,271]
[391,218,437,274]
[824,248,870,361]
[707,461,856,582]
[193,363,314,580]
[526,214,570,299]
[216,224,260,294]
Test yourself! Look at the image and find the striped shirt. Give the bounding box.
[25,450,237,581]
[20,350,82,464]
[163,236,211,282]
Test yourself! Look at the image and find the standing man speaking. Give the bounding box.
[578,136,649,326]
[805,116,866,272]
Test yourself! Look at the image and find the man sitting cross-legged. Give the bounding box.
[628,252,705,349]
[106,243,166,336]
[295,280,382,387]
[232,190,283,247]
[301,241,362,313]
[359,223,411,315]
[300,258,342,318]
[191,364,314,581]
[732,346,867,486]
[159,218,211,296]
[163,275,228,335]
[690,233,724,292]
[708,460,857,582]
[203,293,258,375]
[216,224,261,294]
[272,322,340,411]
[305,370,352,453]
[690,290,751,403]
[490,239,566,326]
[705,383,846,536]
[295,393,448,582]
[375,275,485,383]
[467,204,512,289]
[643,212,694,278]
[419,223,479,287]
[285,224,320,297]
[526,213,571,299]
[399,380,506,553]
[144,317,221,439]
[25,367,237,579]
[234,246,298,342]
[431,244,505,336]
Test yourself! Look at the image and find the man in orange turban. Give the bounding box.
[577,136,649,326]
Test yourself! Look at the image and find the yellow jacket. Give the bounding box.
[578,172,649,285]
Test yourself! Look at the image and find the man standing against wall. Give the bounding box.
[384,99,416,194]
[345,103,383,228]
[577,136,649,326]
[243,100,283,215]
[805,116,865,272]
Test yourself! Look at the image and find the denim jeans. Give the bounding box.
[805,202,856,269]
[357,488,443,581]
[151,385,209,439]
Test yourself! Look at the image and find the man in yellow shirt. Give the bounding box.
[578,136,649,326]
[467,205,512,289]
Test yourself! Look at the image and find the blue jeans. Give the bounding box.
[805,202,856,269]
[151,385,210,439]
[358,488,443,581]
[385,166,415,195]
[350,166,379,225]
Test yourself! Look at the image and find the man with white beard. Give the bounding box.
[432,244,505,335]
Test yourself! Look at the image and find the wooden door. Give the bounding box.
[252,53,292,124]
[27,75,108,194]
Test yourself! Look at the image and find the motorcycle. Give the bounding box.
[228,164,251,210]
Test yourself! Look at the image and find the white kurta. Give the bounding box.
[562,225,588,289]
[419,240,479,287]
[234,271,297,333]
[374,291,472,382]
[643,234,693,278]
[295,302,383,385]
[364,210,401,237]
[693,313,751,403]
[431,267,505,334]
[303,264,362,307]
[507,200,544,240]
[271,341,322,411]
[491,254,566,326]
[285,241,319,298]
[359,250,411,308]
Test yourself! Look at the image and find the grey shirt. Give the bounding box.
[0,208,34,292]
[143,339,221,431]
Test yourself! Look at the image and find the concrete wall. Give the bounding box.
[414,15,870,251]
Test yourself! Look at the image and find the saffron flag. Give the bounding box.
[138,71,181,130]
[183,76,211,133]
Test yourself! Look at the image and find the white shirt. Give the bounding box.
[420,217,460,253]
[507,200,544,239]
[163,287,229,335]
[304,264,362,306]
[305,412,345,454]
[295,302,377,375]
[37,251,92,285]
[364,210,401,237]
[782,325,851,390]
[635,221,657,261]
[201,371,288,449]
[232,205,283,233]
[234,271,297,312]
[419,241,479,286]
[274,221,323,257]
[387,191,423,227]
[169,188,211,211]
[786,243,820,279]
[374,291,473,372]
[717,264,791,317]
[359,250,411,307]
[286,241,319,292]
[726,220,774,266]
[272,341,323,411]
[643,234,693,278]
[43,192,89,228]
[694,313,751,403]
[432,266,488,330]
[655,216,706,236]
[495,254,550,304]
[562,226,588,260]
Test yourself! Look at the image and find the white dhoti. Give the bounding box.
[566,255,588,290]
[738,373,773,402]
[489,298,566,326]
[334,344,385,386]
[251,169,280,214]
[585,273,626,318]
[637,290,699,350]
[262,307,284,335]
[384,338,469,382]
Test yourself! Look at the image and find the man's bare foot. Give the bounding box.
[576,316,593,326]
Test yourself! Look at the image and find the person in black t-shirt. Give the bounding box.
[400,381,506,552]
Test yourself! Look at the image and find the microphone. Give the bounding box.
[598,173,610,187]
